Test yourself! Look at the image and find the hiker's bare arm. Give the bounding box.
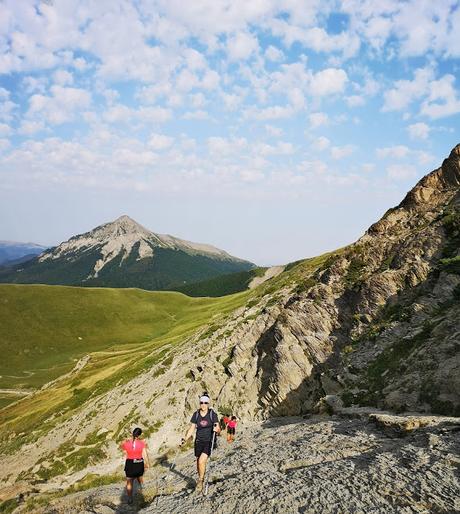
[182,423,196,443]
[213,422,221,434]
[142,446,150,468]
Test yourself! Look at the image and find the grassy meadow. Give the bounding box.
[0,284,250,430]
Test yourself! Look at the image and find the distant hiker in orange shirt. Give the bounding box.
[227,416,237,443]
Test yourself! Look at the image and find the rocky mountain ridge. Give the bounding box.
[38,216,245,276]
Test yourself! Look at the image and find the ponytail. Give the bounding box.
[132,427,142,440]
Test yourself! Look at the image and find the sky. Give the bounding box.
[0,1,459,266]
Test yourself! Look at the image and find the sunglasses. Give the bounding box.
[200,401,209,404]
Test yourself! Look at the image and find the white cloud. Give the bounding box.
[207,136,247,156]
[346,95,365,107]
[103,89,120,105]
[420,74,460,119]
[227,32,259,61]
[190,93,206,109]
[387,164,417,180]
[200,70,220,90]
[416,151,435,165]
[312,136,331,151]
[361,163,375,173]
[287,88,306,110]
[382,67,433,112]
[331,145,355,159]
[0,88,17,122]
[183,48,207,70]
[239,169,264,183]
[0,87,11,100]
[183,110,210,120]
[104,104,172,124]
[221,91,245,111]
[113,148,157,168]
[18,120,46,135]
[268,19,360,58]
[264,125,283,137]
[265,45,284,62]
[255,141,295,156]
[0,123,12,137]
[376,145,410,159]
[148,133,174,150]
[309,68,348,97]
[27,85,91,124]
[309,112,329,128]
[246,105,294,121]
[297,159,328,175]
[0,138,11,152]
[384,69,460,119]
[53,69,73,86]
[407,122,430,140]
[22,76,48,94]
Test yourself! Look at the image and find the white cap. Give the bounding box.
[199,395,210,403]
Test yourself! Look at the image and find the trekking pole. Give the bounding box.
[203,428,218,496]
[170,446,180,473]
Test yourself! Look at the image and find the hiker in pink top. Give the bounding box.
[121,427,150,505]
[227,416,237,442]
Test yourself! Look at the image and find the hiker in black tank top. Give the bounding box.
[181,393,220,492]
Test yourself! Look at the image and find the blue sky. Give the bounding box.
[0,0,459,265]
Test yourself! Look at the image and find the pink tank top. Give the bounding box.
[122,439,145,459]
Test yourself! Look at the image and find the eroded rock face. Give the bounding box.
[209,144,460,419]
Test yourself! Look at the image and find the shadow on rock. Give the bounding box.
[158,452,196,489]
[115,480,146,514]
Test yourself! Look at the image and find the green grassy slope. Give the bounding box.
[0,284,249,393]
[0,283,252,448]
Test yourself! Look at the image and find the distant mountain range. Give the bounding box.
[0,241,48,266]
[0,216,255,290]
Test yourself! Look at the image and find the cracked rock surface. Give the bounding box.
[33,413,460,514]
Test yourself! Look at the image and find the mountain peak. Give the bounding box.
[108,215,149,234]
[33,215,253,283]
[113,214,137,225]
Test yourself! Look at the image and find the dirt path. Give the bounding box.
[248,266,284,289]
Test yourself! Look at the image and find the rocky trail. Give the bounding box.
[24,411,460,514]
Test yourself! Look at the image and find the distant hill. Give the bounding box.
[0,241,47,265]
[174,267,267,296]
[0,216,255,290]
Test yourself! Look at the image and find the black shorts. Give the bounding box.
[194,438,217,458]
[124,458,144,478]
[227,427,235,435]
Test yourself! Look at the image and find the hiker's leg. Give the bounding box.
[126,478,133,497]
[197,453,208,481]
